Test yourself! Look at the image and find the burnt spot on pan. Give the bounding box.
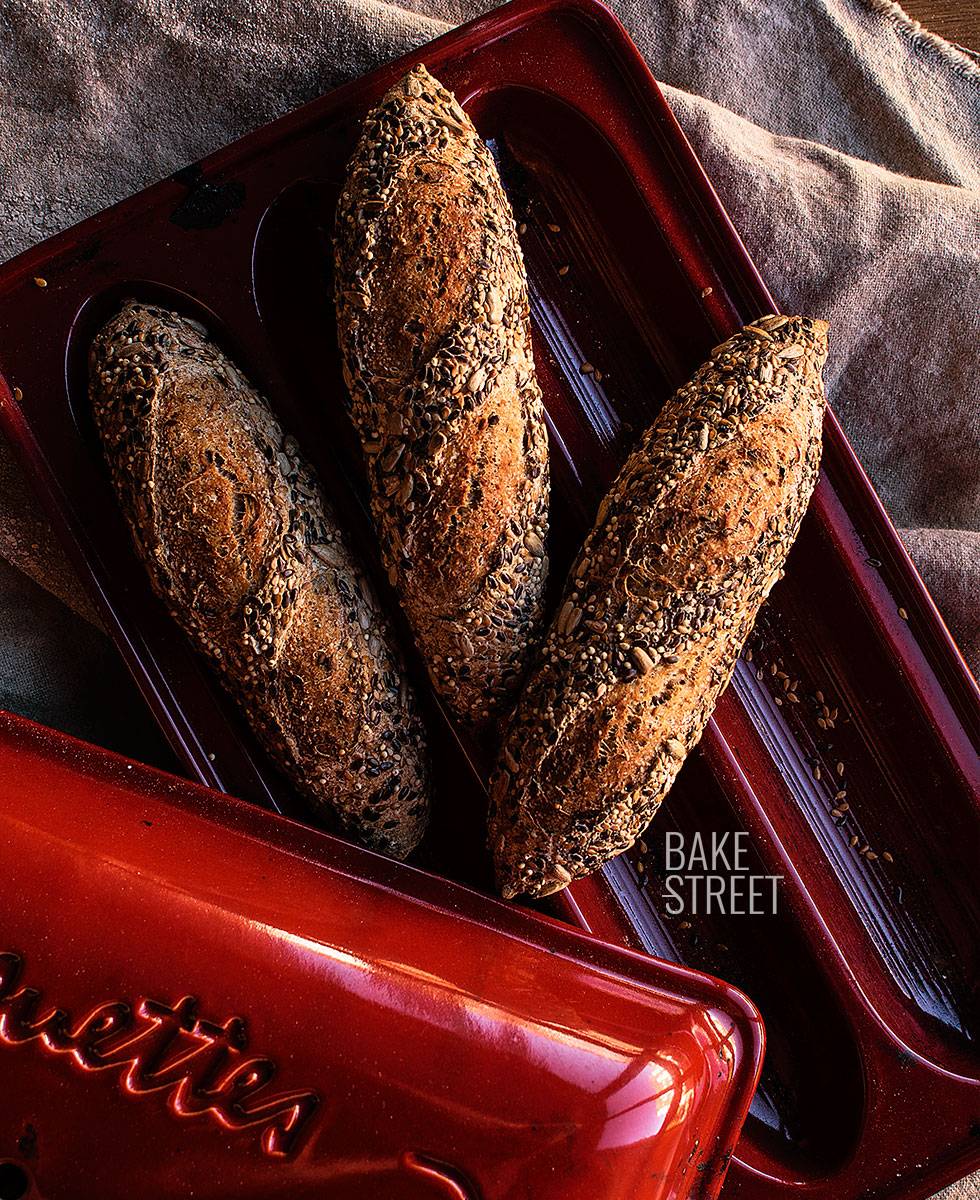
[170,163,246,231]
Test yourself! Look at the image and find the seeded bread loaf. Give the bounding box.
[334,64,550,725]
[490,315,828,898]
[90,302,430,859]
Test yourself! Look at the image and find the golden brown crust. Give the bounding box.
[334,64,549,724]
[490,315,829,898]
[90,301,430,859]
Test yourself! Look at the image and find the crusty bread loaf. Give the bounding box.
[490,315,828,898]
[334,64,549,725]
[90,301,430,859]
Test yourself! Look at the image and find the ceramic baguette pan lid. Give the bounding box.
[0,1,977,1198]
[0,710,763,1200]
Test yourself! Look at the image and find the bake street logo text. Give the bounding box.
[661,832,782,915]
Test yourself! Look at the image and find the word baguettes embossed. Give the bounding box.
[0,951,319,1158]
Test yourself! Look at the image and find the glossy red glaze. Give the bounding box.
[0,2,977,1199]
[0,710,762,1199]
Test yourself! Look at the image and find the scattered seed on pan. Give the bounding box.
[898,607,909,620]
[701,286,713,298]
[866,557,882,568]
[813,765,821,781]
[580,362,594,375]
[33,277,47,288]
[756,669,764,681]
[12,387,22,402]
[518,222,527,234]
[745,648,753,662]
[866,851,879,861]
[815,690,825,703]
[882,851,894,863]
[788,692,800,703]
[836,761,845,777]
[838,801,849,812]
[850,835,859,847]
[679,921,692,930]
[775,696,783,706]
[593,369,603,383]
[558,264,570,276]
[547,222,561,233]
[831,807,843,818]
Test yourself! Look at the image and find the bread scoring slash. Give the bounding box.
[490,315,829,898]
[334,64,550,725]
[90,302,430,859]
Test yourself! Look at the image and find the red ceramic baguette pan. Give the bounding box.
[0,1,976,1197]
[0,708,763,1199]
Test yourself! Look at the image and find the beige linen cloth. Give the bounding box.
[0,3,977,1196]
